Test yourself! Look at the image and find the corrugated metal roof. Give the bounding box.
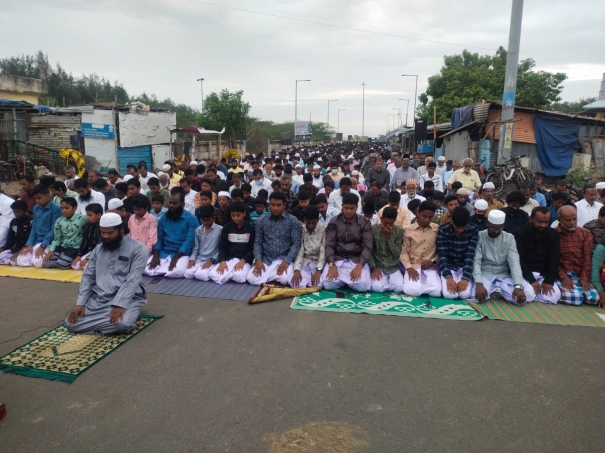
[583,100,605,110]
[487,109,536,144]
[473,102,491,122]
[28,115,81,151]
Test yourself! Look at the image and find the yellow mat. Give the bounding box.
[0,266,82,283]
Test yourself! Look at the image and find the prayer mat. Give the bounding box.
[0,314,163,383]
[249,284,321,304]
[0,266,82,283]
[469,299,605,327]
[291,290,482,321]
[142,276,261,302]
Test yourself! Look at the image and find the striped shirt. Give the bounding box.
[437,222,480,281]
[556,226,594,282]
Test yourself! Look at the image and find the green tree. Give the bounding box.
[198,90,252,147]
[549,97,597,114]
[249,120,330,141]
[417,47,567,122]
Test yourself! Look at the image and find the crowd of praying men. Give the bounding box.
[2,144,605,335]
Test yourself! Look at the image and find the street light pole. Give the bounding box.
[295,79,311,146]
[401,75,418,125]
[327,99,338,137]
[392,108,401,128]
[196,78,204,110]
[361,82,367,137]
[337,108,347,133]
[398,99,409,126]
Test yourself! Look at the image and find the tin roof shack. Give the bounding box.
[82,105,176,174]
[440,101,605,176]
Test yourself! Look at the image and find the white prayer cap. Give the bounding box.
[437,156,446,161]
[190,160,198,165]
[474,199,489,210]
[483,182,495,190]
[295,153,300,157]
[100,212,122,227]
[457,188,470,195]
[351,170,360,176]
[596,182,605,190]
[157,171,166,178]
[122,175,133,182]
[487,210,506,225]
[317,158,322,162]
[295,164,302,168]
[107,198,124,210]
[218,191,230,198]
[162,164,171,171]
[313,165,321,170]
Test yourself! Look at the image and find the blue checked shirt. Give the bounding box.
[253,211,302,265]
[437,222,479,281]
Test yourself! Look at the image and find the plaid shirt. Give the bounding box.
[556,226,594,282]
[437,222,479,281]
[369,224,404,274]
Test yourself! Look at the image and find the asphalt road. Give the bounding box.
[1,277,604,453]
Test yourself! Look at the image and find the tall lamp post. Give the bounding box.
[197,78,205,110]
[398,99,409,126]
[401,75,418,125]
[389,114,396,131]
[392,108,401,128]
[327,99,338,137]
[295,79,311,145]
[337,108,347,133]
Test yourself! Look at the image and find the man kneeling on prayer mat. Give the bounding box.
[472,210,535,304]
[369,206,405,293]
[145,192,199,278]
[65,213,148,335]
[290,206,326,288]
[323,192,373,292]
[247,191,302,285]
[184,205,222,281]
[401,201,441,297]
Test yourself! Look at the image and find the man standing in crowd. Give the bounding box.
[437,207,479,300]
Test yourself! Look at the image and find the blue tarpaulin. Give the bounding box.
[534,116,579,176]
[451,105,474,130]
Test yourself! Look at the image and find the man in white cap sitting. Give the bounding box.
[481,182,503,216]
[436,155,447,177]
[157,172,175,191]
[145,193,199,278]
[162,163,182,187]
[470,199,489,231]
[472,210,535,304]
[292,164,305,186]
[65,212,148,335]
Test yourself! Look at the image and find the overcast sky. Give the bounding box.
[4,0,605,136]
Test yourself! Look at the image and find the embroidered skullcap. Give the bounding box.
[457,188,470,195]
[162,164,171,172]
[487,210,506,225]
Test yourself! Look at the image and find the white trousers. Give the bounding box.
[209,258,251,284]
[370,270,405,293]
[322,259,372,293]
[532,272,561,304]
[71,252,91,270]
[16,243,46,268]
[144,255,190,278]
[470,275,536,304]
[403,268,442,297]
[246,259,293,286]
[441,268,474,300]
[0,249,17,266]
[290,263,324,288]
[183,262,215,281]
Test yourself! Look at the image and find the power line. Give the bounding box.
[189,0,495,51]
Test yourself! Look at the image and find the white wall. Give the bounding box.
[118,111,176,148]
[82,110,117,169]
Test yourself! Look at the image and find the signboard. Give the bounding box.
[81,122,115,139]
[503,123,514,149]
[294,121,312,140]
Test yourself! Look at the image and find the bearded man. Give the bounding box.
[74,178,106,215]
[65,213,148,335]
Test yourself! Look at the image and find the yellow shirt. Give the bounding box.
[377,205,411,228]
[484,199,504,216]
[170,172,182,186]
[400,222,439,269]
[447,169,482,192]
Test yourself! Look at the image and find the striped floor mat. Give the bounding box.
[469,299,605,327]
[142,276,261,302]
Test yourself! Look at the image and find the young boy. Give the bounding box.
[184,205,223,281]
[43,197,88,269]
[72,203,103,270]
[16,185,62,267]
[408,198,421,222]
[377,190,411,228]
[150,195,168,220]
[230,188,252,220]
[147,177,170,207]
[369,206,405,293]
[362,200,378,225]
[250,197,267,226]
[241,183,255,211]
[194,190,215,221]
[51,181,77,206]
[290,206,325,288]
[439,195,460,225]
[0,200,32,266]
[114,182,128,201]
[210,202,255,284]
[433,191,446,217]
[290,190,312,223]
[128,195,157,252]
[214,191,231,226]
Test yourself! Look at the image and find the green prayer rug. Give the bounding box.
[0,314,163,383]
[469,299,605,327]
[291,290,482,321]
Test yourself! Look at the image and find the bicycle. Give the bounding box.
[0,155,37,197]
[483,155,534,194]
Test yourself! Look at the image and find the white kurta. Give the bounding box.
[575,199,603,227]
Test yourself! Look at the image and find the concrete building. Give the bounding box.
[0,74,46,104]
